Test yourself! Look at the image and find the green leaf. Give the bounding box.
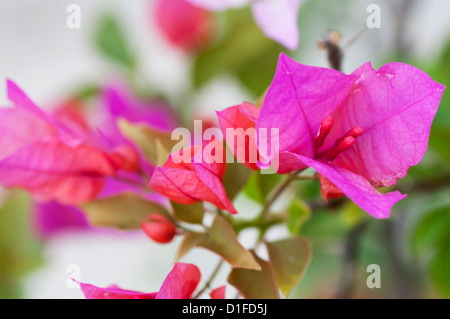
[431,233,450,298]
[0,192,43,298]
[81,193,171,230]
[410,205,450,298]
[193,9,282,96]
[228,251,280,299]
[118,118,181,164]
[411,206,450,258]
[175,232,203,261]
[265,237,312,297]
[301,209,348,239]
[242,172,262,203]
[222,161,253,200]
[424,38,450,162]
[287,198,311,234]
[171,201,204,224]
[94,14,136,69]
[429,126,450,162]
[193,216,261,270]
[243,171,283,204]
[341,201,368,228]
[71,83,100,101]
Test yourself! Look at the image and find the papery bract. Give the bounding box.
[33,200,91,239]
[51,99,93,142]
[99,84,178,177]
[102,84,177,134]
[186,0,303,50]
[0,81,56,158]
[186,0,248,11]
[79,283,158,299]
[217,102,260,170]
[79,263,200,299]
[255,53,445,218]
[149,141,238,214]
[0,106,55,158]
[251,0,304,51]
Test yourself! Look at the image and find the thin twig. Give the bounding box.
[261,170,302,220]
[193,259,224,299]
[342,28,367,51]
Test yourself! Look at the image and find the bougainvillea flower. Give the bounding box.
[149,141,238,214]
[255,53,445,218]
[186,0,303,50]
[0,139,115,204]
[217,102,260,170]
[79,263,200,299]
[154,0,213,52]
[141,214,177,244]
[0,80,122,204]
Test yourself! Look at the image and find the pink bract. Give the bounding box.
[79,263,201,299]
[186,0,303,50]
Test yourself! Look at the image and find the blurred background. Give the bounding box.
[0,0,449,298]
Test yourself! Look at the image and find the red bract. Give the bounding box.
[0,139,115,204]
[107,145,141,173]
[79,263,201,299]
[210,286,226,299]
[254,53,445,218]
[149,141,238,214]
[154,0,213,52]
[217,102,261,170]
[141,214,177,244]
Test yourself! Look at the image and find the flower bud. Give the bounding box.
[141,214,177,244]
[154,0,213,52]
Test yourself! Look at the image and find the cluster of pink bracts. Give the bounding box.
[0,50,444,298]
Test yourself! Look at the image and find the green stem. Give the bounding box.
[232,215,285,235]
